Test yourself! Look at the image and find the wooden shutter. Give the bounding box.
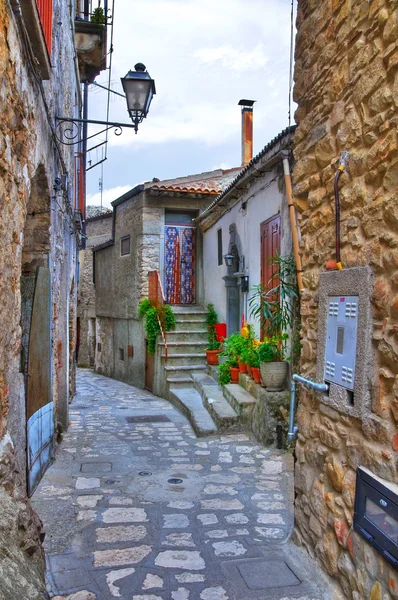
[36,0,53,55]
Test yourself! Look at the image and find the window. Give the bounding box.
[119,348,125,361]
[121,235,130,256]
[217,228,223,266]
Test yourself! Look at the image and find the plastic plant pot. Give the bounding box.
[230,367,239,383]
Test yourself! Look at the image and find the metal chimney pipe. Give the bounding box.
[238,99,255,166]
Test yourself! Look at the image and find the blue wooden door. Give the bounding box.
[25,267,54,495]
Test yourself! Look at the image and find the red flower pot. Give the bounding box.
[238,360,248,374]
[247,365,252,377]
[214,323,227,343]
[230,367,239,383]
[206,349,221,365]
[251,367,261,384]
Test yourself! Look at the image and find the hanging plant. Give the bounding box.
[138,299,176,354]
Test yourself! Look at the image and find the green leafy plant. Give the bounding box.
[248,253,299,339]
[246,345,260,368]
[206,303,221,350]
[257,334,289,363]
[91,4,106,24]
[138,299,176,354]
[222,332,247,362]
[218,359,237,385]
[138,298,151,319]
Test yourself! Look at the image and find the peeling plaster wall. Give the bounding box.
[0,0,80,596]
[293,1,398,598]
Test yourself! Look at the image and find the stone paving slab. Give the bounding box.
[32,370,335,600]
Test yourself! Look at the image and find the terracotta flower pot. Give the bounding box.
[247,364,252,377]
[230,367,239,383]
[206,349,221,365]
[251,366,261,384]
[238,360,248,374]
[260,361,288,391]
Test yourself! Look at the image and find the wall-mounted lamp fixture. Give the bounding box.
[55,63,156,144]
[241,275,249,293]
[224,253,234,268]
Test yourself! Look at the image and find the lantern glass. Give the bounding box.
[121,64,156,122]
[224,253,234,267]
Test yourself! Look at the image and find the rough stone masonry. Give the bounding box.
[293,1,398,599]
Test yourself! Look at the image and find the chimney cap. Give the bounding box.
[238,99,256,107]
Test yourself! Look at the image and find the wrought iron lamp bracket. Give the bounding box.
[55,116,139,146]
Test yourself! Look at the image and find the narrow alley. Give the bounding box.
[32,370,331,600]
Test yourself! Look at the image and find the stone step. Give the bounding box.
[166,376,193,389]
[164,365,207,379]
[172,319,207,330]
[174,312,208,322]
[159,341,208,354]
[192,374,241,432]
[166,330,208,342]
[161,353,207,367]
[168,388,218,437]
[223,384,257,424]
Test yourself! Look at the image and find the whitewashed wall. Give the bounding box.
[203,170,291,340]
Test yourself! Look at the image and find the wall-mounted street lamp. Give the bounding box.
[121,63,156,133]
[224,253,234,268]
[55,63,156,145]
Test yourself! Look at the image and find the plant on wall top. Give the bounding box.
[91,2,106,24]
[138,298,176,354]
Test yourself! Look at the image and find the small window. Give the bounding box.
[217,228,223,266]
[121,235,130,256]
[119,348,125,361]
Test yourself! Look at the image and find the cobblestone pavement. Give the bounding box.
[32,370,332,600]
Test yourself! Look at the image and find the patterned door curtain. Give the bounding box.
[164,226,196,304]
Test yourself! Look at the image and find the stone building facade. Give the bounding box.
[293,1,398,598]
[77,211,112,368]
[0,1,91,596]
[93,170,240,390]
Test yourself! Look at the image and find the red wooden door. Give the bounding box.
[260,214,281,339]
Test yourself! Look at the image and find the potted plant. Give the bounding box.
[205,304,222,365]
[249,253,299,391]
[247,345,261,383]
[218,359,233,385]
[257,335,289,391]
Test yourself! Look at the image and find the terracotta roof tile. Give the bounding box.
[145,167,242,195]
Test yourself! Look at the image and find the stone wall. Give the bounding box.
[293,1,398,598]
[0,0,81,596]
[77,213,112,368]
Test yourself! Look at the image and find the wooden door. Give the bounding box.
[260,214,281,338]
[164,225,196,305]
[24,267,54,495]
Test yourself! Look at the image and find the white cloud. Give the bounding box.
[195,44,269,71]
[86,0,297,193]
[86,185,133,209]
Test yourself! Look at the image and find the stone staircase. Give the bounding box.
[157,306,290,443]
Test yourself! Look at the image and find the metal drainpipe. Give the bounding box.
[287,374,329,442]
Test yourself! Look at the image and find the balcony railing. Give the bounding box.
[36,0,53,54]
[148,271,168,360]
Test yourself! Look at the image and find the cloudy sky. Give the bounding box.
[86,0,296,208]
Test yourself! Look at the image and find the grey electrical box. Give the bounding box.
[325,295,359,390]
